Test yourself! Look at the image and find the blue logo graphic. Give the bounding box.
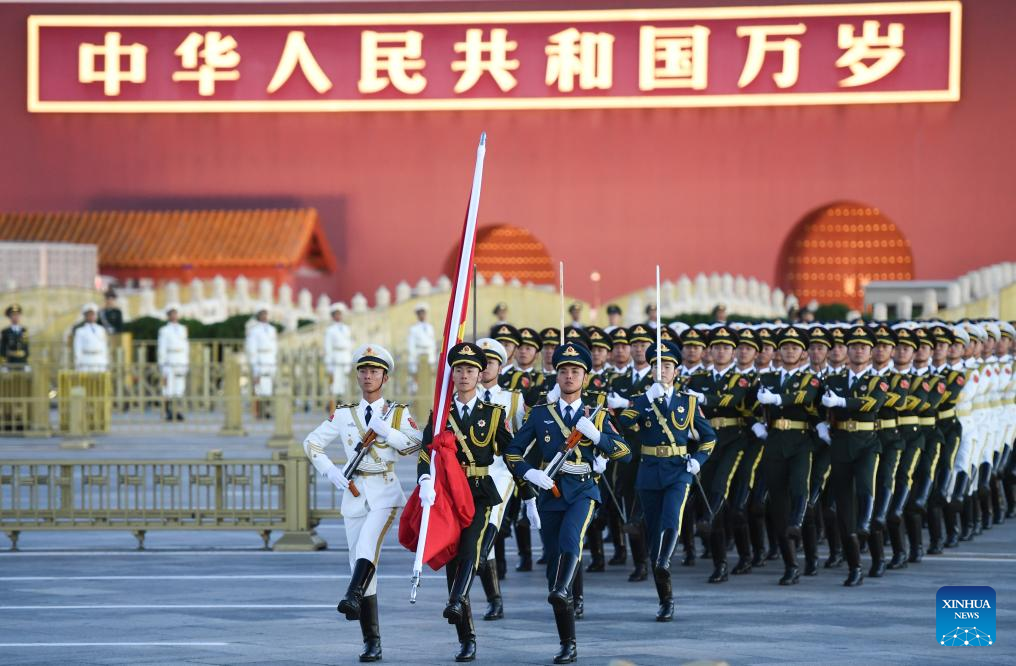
[937,586,995,646]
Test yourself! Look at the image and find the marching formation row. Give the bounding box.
[301,316,1016,663]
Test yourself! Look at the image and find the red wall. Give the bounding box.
[2,1,1014,304]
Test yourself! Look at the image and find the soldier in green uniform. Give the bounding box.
[821,324,850,568]
[676,327,711,565]
[498,327,540,395]
[905,326,948,563]
[492,324,522,381]
[865,324,908,577]
[416,342,514,662]
[800,324,832,577]
[821,325,890,587]
[1,304,29,367]
[927,323,966,551]
[755,326,822,585]
[684,325,754,583]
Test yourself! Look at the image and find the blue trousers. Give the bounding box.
[539,498,597,586]
[639,483,691,563]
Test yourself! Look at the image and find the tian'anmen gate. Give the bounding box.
[0,1,1012,311]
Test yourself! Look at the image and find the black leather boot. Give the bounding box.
[842,534,864,587]
[960,496,975,541]
[358,594,382,662]
[991,477,1005,525]
[856,493,875,538]
[871,486,893,532]
[548,552,581,611]
[629,528,650,581]
[652,564,674,621]
[608,542,627,566]
[912,475,933,515]
[927,504,945,554]
[824,505,844,568]
[552,601,578,663]
[515,519,533,571]
[708,516,729,582]
[802,507,818,576]
[586,527,605,572]
[572,567,584,620]
[494,532,508,580]
[443,561,476,625]
[338,559,376,621]
[765,511,780,561]
[777,536,799,586]
[164,401,174,421]
[786,495,807,541]
[906,512,924,563]
[868,527,887,577]
[478,559,503,621]
[731,520,753,574]
[886,514,907,570]
[453,600,476,662]
[943,500,960,548]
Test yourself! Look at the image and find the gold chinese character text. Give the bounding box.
[452,28,520,94]
[736,24,806,89]
[267,31,333,94]
[78,32,147,96]
[836,20,905,88]
[172,31,241,96]
[358,30,427,95]
[545,28,614,92]
[638,26,710,91]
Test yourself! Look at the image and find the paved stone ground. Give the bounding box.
[1,434,1014,665]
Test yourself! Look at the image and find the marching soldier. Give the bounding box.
[505,340,630,663]
[492,324,522,378]
[324,303,353,399]
[618,339,716,620]
[73,303,109,372]
[606,324,656,581]
[417,342,513,662]
[606,325,633,374]
[676,327,710,565]
[474,337,526,621]
[157,304,189,421]
[755,325,821,585]
[928,323,967,550]
[1,304,29,368]
[685,325,753,583]
[800,324,832,577]
[245,306,278,417]
[821,325,889,587]
[303,344,422,663]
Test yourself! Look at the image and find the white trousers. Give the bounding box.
[330,365,350,396]
[345,505,398,596]
[162,366,188,398]
[254,371,275,397]
[486,462,515,562]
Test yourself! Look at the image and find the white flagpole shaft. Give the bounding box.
[656,265,662,383]
[410,453,437,603]
[433,134,487,427]
[559,261,565,344]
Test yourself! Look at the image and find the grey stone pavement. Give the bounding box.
[1,432,1014,665]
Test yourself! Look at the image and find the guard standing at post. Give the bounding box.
[1,304,29,367]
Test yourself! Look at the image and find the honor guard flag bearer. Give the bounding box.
[302,343,422,663]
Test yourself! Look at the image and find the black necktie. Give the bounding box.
[564,405,574,423]
[484,389,491,403]
[364,405,373,425]
[461,405,470,421]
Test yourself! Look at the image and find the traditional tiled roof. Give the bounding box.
[0,208,336,271]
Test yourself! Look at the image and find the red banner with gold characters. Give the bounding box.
[27,2,961,113]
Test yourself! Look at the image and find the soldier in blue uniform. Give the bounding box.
[505,341,630,664]
[618,340,717,621]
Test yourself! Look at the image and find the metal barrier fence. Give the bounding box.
[0,351,435,436]
[0,447,343,551]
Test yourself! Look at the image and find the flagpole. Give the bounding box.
[411,132,487,602]
[472,264,478,341]
[656,265,662,383]
[559,261,565,344]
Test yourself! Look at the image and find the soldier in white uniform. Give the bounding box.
[73,303,109,372]
[303,344,422,663]
[245,306,278,416]
[157,303,189,421]
[324,303,353,398]
[407,303,437,380]
[474,337,528,621]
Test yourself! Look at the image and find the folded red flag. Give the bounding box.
[398,430,475,570]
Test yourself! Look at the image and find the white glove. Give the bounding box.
[686,458,701,475]
[524,498,541,529]
[822,391,846,408]
[751,422,768,440]
[592,455,608,474]
[326,467,350,491]
[368,413,391,438]
[575,416,601,444]
[546,383,561,403]
[644,382,665,401]
[418,474,437,507]
[816,422,832,445]
[606,392,630,410]
[686,389,705,401]
[756,388,774,405]
[524,468,555,490]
